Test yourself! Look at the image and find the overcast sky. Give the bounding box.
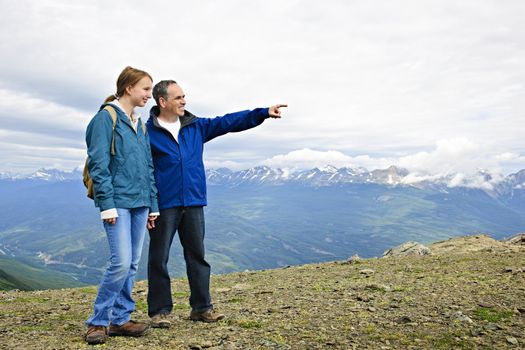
[1,0,524,176]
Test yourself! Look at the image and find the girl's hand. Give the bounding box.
[103,217,117,225]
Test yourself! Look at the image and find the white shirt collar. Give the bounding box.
[109,99,141,122]
[108,99,140,131]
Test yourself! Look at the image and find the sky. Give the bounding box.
[1,0,524,177]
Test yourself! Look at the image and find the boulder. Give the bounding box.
[382,241,431,257]
[430,234,514,254]
[503,233,525,246]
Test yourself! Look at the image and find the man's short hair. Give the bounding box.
[153,80,178,105]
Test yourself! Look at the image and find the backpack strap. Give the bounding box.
[102,106,147,155]
[103,105,118,156]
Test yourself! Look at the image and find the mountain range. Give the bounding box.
[1,165,524,290]
[4,164,525,196]
[205,165,525,195]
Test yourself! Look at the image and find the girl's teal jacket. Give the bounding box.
[85,104,159,213]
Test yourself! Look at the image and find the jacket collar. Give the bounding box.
[100,103,139,132]
[108,99,140,121]
[148,105,197,129]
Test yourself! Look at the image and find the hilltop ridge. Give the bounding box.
[0,234,524,349]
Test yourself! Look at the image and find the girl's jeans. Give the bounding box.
[86,207,148,326]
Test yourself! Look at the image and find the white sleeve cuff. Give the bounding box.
[149,212,160,216]
[101,208,119,220]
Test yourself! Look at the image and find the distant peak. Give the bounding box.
[319,165,338,173]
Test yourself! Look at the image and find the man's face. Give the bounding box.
[162,84,186,117]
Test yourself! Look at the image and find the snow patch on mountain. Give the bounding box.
[24,168,82,181]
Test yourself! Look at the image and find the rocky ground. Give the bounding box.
[0,235,524,350]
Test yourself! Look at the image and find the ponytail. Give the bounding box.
[105,66,153,103]
[104,95,117,103]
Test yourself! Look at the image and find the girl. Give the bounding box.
[84,66,159,345]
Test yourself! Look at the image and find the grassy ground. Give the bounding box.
[0,237,523,349]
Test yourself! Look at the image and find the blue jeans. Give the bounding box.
[86,207,149,326]
[147,206,212,316]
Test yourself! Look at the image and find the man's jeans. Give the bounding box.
[86,207,149,326]
[147,206,212,316]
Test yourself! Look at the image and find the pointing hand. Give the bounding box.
[268,104,288,118]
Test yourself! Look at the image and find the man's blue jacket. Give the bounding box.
[146,106,269,209]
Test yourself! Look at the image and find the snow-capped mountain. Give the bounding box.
[204,165,525,199]
[3,165,525,198]
[0,172,13,180]
[15,168,83,181]
[204,165,410,187]
[369,165,410,185]
[491,169,525,197]
[499,169,525,190]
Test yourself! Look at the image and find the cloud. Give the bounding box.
[257,138,523,176]
[0,88,91,135]
[397,138,498,175]
[262,149,356,170]
[260,148,395,171]
[495,152,525,167]
[1,0,525,174]
[204,159,244,170]
[0,132,85,173]
[396,138,524,182]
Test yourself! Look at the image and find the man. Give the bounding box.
[146,79,286,328]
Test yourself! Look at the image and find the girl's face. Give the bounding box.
[127,76,153,107]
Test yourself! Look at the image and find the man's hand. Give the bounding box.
[147,215,158,230]
[268,104,287,118]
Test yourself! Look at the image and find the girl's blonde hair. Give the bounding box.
[104,66,153,103]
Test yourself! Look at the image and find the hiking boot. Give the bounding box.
[190,308,225,323]
[150,313,171,328]
[85,325,108,345]
[109,320,150,337]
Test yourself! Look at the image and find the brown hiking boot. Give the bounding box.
[150,312,171,328]
[85,325,108,345]
[190,308,225,323]
[109,320,150,337]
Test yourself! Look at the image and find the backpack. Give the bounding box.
[82,105,147,199]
